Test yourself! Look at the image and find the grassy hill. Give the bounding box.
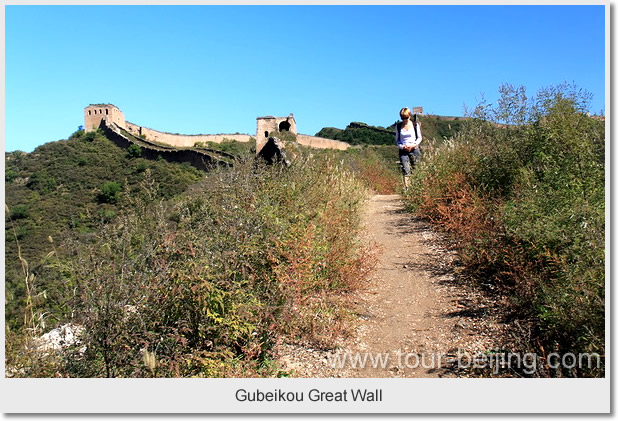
[5,129,382,378]
[5,129,206,329]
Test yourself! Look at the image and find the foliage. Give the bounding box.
[98,181,122,204]
[406,82,605,376]
[6,168,18,182]
[5,129,205,331]
[194,138,255,157]
[127,144,142,158]
[316,122,393,145]
[332,145,402,194]
[10,204,30,220]
[6,148,374,377]
[268,130,297,143]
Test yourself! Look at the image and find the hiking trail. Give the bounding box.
[278,194,512,378]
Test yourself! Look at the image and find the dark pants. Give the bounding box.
[399,147,421,176]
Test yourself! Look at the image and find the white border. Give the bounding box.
[2,0,611,414]
[1,378,611,413]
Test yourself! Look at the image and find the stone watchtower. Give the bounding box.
[255,114,297,153]
[84,104,125,132]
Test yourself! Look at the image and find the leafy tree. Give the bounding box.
[99,182,122,204]
[127,144,142,158]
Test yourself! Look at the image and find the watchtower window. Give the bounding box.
[106,109,109,115]
[279,121,291,132]
[264,131,269,138]
[88,110,92,115]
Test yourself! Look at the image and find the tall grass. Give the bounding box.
[6,150,375,377]
[330,145,402,194]
[406,83,605,377]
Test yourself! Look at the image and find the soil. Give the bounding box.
[277,194,517,378]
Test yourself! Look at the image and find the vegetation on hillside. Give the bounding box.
[5,129,205,330]
[6,135,378,377]
[6,86,604,378]
[327,145,402,195]
[194,137,256,156]
[406,83,605,377]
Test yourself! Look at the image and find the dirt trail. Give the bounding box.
[278,194,509,378]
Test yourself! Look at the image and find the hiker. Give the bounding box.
[395,107,422,191]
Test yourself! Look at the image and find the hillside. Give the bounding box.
[6,134,383,378]
[315,115,468,147]
[5,129,207,328]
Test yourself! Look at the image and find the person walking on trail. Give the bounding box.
[395,107,422,191]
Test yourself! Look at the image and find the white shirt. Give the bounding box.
[395,122,422,150]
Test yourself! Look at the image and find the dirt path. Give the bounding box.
[278,194,510,378]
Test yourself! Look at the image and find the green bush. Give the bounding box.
[127,144,142,158]
[99,181,122,204]
[269,130,297,143]
[27,171,57,192]
[195,138,255,157]
[406,82,605,376]
[5,131,205,334]
[6,169,18,182]
[333,145,401,194]
[10,204,29,220]
[83,130,99,142]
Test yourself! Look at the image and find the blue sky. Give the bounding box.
[5,4,606,152]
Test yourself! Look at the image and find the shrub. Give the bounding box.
[4,131,206,336]
[335,146,401,194]
[17,153,373,377]
[6,169,18,182]
[269,130,297,143]
[406,82,605,376]
[127,144,142,158]
[83,130,99,142]
[195,138,255,157]
[27,171,57,192]
[99,181,122,204]
[10,204,29,220]
[135,160,148,172]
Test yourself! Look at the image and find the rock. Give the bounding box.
[36,323,85,352]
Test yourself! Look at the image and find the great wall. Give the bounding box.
[84,104,350,170]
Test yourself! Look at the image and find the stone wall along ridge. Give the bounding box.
[124,121,252,148]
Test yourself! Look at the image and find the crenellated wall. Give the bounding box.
[101,121,231,172]
[84,104,351,153]
[124,121,252,148]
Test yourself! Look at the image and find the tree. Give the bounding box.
[496,83,529,125]
[99,182,122,204]
[127,144,142,158]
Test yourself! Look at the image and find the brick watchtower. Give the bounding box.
[84,104,125,132]
[255,114,297,153]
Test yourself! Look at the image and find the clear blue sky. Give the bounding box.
[5,4,606,152]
